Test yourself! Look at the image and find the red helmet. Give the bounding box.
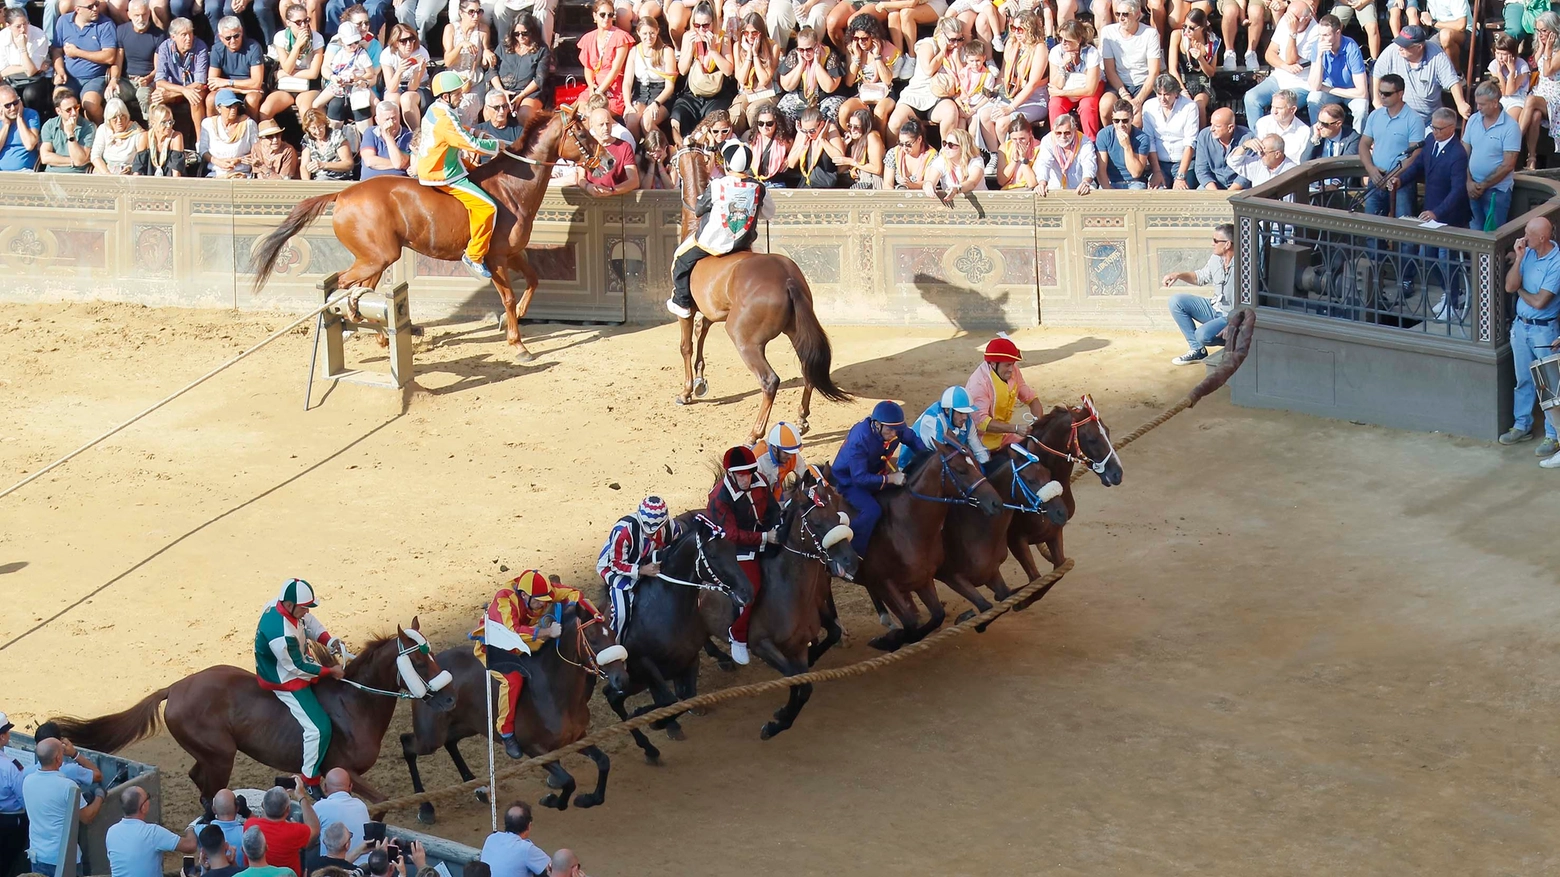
[510,570,552,600]
[723,445,759,471]
[984,337,1022,363]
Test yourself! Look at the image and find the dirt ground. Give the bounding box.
[2,301,1559,875]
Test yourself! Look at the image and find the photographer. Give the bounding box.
[243,780,320,877]
[310,822,369,875]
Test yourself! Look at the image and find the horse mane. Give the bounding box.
[340,631,401,680]
[513,110,555,158]
[1030,406,1074,438]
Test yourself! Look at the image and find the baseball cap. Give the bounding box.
[1393,25,1430,48]
[0,712,12,734]
[337,20,362,44]
[215,89,243,107]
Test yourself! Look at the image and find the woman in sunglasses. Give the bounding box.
[443,0,495,114]
[670,1,735,146]
[728,12,778,132]
[383,23,432,121]
[839,105,884,187]
[580,0,634,116]
[837,13,898,131]
[490,12,549,119]
[921,125,984,204]
[743,106,793,183]
[994,10,1047,138]
[262,2,326,121]
[882,115,935,188]
[1167,7,1217,127]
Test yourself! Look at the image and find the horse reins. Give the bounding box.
[339,639,439,701]
[654,520,742,600]
[907,445,990,507]
[1000,446,1054,513]
[551,615,613,680]
[1025,397,1120,476]
[501,111,606,172]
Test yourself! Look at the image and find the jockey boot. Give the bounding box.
[501,733,523,759]
[727,627,751,665]
[303,779,325,801]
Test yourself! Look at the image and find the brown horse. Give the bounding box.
[1008,398,1124,587]
[399,604,629,823]
[250,107,607,361]
[843,441,1004,651]
[673,147,850,440]
[49,620,453,804]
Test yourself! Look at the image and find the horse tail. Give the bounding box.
[785,277,851,403]
[251,192,338,294]
[49,688,169,754]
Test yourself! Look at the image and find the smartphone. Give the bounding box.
[182,856,196,877]
[363,821,387,843]
[274,776,296,791]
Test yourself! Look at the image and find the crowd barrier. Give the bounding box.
[0,174,1232,330]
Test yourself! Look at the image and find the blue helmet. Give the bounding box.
[939,386,976,414]
[871,400,906,426]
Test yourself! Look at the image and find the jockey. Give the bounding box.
[666,141,774,320]
[414,70,501,281]
[705,445,778,665]
[471,571,603,759]
[254,579,347,793]
[966,336,1044,451]
[832,401,928,557]
[900,386,989,470]
[597,496,681,638]
[750,421,807,503]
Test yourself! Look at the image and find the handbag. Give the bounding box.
[858,81,889,102]
[930,69,957,99]
[689,61,725,97]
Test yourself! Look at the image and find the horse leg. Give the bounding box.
[703,639,738,672]
[642,668,686,740]
[676,316,696,405]
[673,665,701,718]
[939,571,995,627]
[605,686,661,764]
[571,746,611,808]
[752,639,812,740]
[1014,531,1067,612]
[490,263,534,362]
[732,336,781,443]
[399,732,438,824]
[535,756,576,811]
[868,583,920,651]
[786,329,814,435]
[907,580,947,643]
[808,606,843,667]
[1007,523,1043,588]
[692,313,713,398]
[509,250,542,362]
[868,590,895,629]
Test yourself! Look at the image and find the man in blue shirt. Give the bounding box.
[154,18,208,130]
[22,724,102,791]
[51,0,117,123]
[478,803,551,877]
[1193,108,1251,190]
[1094,105,1154,188]
[1359,72,1425,218]
[0,713,26,877]
[22,738,104,875]
[360,100,412,178]
[1501,216,1560,460]
[105,786,197,877]
[1306,14,1369,133]
[1464,80,1521,232]
[0,85,40,171]
[206,16,265,117]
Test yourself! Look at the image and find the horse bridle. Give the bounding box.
[339,633,454,702]
[672,144,712,215]
[551,615,621,681]
[782,479,852,564]
[501,107,609,173]
[1026,395,1120,476]
[907,444,991,507]
[654,516,743,601]
[1000,444,1056,513]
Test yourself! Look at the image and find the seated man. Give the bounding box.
[1096,106,1155,189]
[966,337,1044,452]
[153,17,208,133]
[1300,101,1360,160]
[668,141,772,319]
[1227,132,1299,187]
[1141,73,1199,188]
[206,16,265,118]
[705,446,776,665]
[1254,88,1309,165]
[901,386,988,470]
[52,0,118,123]
[1193,108,1251,190]
[1162,223,1236,365]
[248,118,299,179]
[831,400,927,557]
[254,579,350,795]
[1306,13,1368,133]
[596,496,679,638]
[750,421,806,501]
[414,70,501,280]
[579,106,639,196]
[1034,112,1096,197]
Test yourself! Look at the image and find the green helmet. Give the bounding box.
[431,70,466,97]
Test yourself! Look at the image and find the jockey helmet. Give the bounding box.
[637,496,669,532]
[724,445,759,472]
[940,386,976,414]
[766,422,802,461]
[511,570,552,600]
[719,141,753,174]
[984,337,1022,363]
[871,400,906,426]
[431,70,466,97]
[279,578,317,607]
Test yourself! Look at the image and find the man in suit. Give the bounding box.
[1394,107,1470,316]
[1300,101,1360,161]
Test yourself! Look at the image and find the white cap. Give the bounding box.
[0,712,12,734]
[337,20,362,44]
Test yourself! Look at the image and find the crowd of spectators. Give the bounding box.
[0,0,1536,206]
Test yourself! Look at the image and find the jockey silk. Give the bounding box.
[255,602,333,690]
[413,100,499,186]
[695,175,769,254]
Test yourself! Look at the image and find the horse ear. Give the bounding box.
[410,616,421,631]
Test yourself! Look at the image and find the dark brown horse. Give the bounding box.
[936,444,1069,628]
[843,441,1004,651]
[673,147,850,440]
[251,107,607,362]
[1009,398,1124,586]
[399,603,629,823]
[49,621,453,803]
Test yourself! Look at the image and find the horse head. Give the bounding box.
[1025,399,1123,487]
[389,619,456,713]
[662,512,755,613]
[554,103,614,177]
[927,439,1004,517]
[999,444,1068,526]
[561,604,632,694]
[791,465,860,580]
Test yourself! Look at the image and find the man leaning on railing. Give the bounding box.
[1500,217,1560,466]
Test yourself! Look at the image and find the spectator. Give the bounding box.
[310,822,362,873]
[1046,19,1102,137]
[548,850,583,877]
[670,1,734,145]
[787,105,844,186]
[836,13,891,132]
[1487,33,1528,123]
[1226,131,1297,185]
[638,126,676,188]
[197,824,243,877]
[0,84,41,170]
[380,24,430,124]
[583,105,640,194]
[1255,88,1308,163]
[776,25,843,124]
[488,14,545,123]
[243,784,319,877]
[132,100,191,173]
[3,7,54,119]
[21,738,104,875]
[299,106,351,179]
[201,790,249,868]
[1306,13,1367,132]
[1360,71,1423,216]
[311,770,369,867]
[207,15,266,118]
[1523,14,1560,169]
[1162,222,1235,365]
[1299,99,1359,158]
[766,0,834,50]
[476,88,523,139]
[263,4,326,123]
[625,15,676,138]
[887,14,959,136]
[838,104,883,187]
[580,0,633,117]
[198,88,256,175]
[106,786,197,877]
[1097,102,1154,187]
[1373,25,1468,120]
[360,99,409,177]
[952,38,1001,159]
[52,0,117,124]
[1328,0,1380,60]
[324,0,387,44]
[729,12,778,132]
[236,826,293,877]
[1503,0,1548,45]
[1194,106,1249,188]
[249,115,299,177]
[40,87,95,171]
[1099,0,1162,128]
[23,724,101,790]
[1142,72,1197,187]
[1167,7,1217,126]
[319,21,377,128]
[153,17,208,133]
[442,0,491,121]
[996,115,1040,189]
[1463,81,1519,230]
[1421,0,1467,58]
[478,803,549,877]
[994,10,1048,131]
[1500,217,1560,458]
[1244,0,1317,126]
[0,713,22,877]
[1035,110,1096,195]
[1219,0,1267,69]
[90,95,142,171]
[883,115,935,189]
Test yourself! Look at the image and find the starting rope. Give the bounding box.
[365,309,1259,820]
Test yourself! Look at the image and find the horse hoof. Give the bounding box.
[515,346,535,363]
[797,420,810,436]
[644,750,662,765]
[665,724,687,742]
[867,633,902,652]
[974,620,992,634]
[956,609,976,625]
[538,793,565,810]
[689,705,711,717]
[574,794,601,809]
[692,377,709,398]
[475,787,490,804]
[760,722,780,740]
[675,394,691,406]
[416,804,436,826]
[715,659,737,673]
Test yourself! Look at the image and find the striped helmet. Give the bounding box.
[940,386,976,414]
[766,422,802,457]
[637,496,669,532]
[510,570,551,600]
[278,578,317,607]
[431,70,466,97]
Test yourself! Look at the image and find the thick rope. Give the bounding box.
[367,558,1075,819]
[0,292,356,502]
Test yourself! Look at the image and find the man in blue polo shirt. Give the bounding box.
[1464,80,1521,232]
[1502,216,1560,460]
[51,0,117,123]
[1307,14,1368,133]
[105,786,197,877]
[154,18,208,131]
[0,85,40,171]
[1360,72,1425,218]
[22,738,104,876]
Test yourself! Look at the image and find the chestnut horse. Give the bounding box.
[674,147,850,440]
[49,620,454,804]
[251,107,606,361]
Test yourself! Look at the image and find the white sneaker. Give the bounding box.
[727,637,750,665]
[1429,294,1447,320]
[666,298,692,320]
[1223,50,1237,70]
[1244,49,1259,68]
[1542,450,1560,469]
[991,32,1005,52]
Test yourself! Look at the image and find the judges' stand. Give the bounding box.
[1228,159,1560,440]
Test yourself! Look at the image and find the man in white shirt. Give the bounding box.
[311,769,370,866]
[479,802,551,877]
[1228,132,1299,186]
[1034,111,1097,196]
[1422,0,1468,60]
[1099,0,1163,125]
[105,786,197,877]
[1141,73,1200,188]
[1255,88,1311,164]
[1243,0,1319,125]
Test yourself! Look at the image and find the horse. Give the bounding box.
[935,444,1070,628]
[603,512,755,763]
[842,440,1004,652]
[398,603,629,823]
[49,620,454,804]
[250,106,608,362]
[672,146,851,441]
[1008,397,1125,589]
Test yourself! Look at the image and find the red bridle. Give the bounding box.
[1025,395,1118,474]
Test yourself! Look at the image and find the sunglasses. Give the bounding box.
[288,16,307,23]
[1213,238,1229,245]
[711,128,731,137]
[800,125,819,136]
[847,124,863,131]
[692,20,712,27]
[0,101,17,109]
[462,7,480,13]
[757,119,775,127]
[946,36,965,43]
[60,104,80,112]
[1112,117,1130,123]
[853,33,872,40]
[1378,88,1399,97]
[1319,116,1341,126]
[595,10,612,16]
[1114,11,1131,18]
[400,34,417,42]
[220,31,242,39]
